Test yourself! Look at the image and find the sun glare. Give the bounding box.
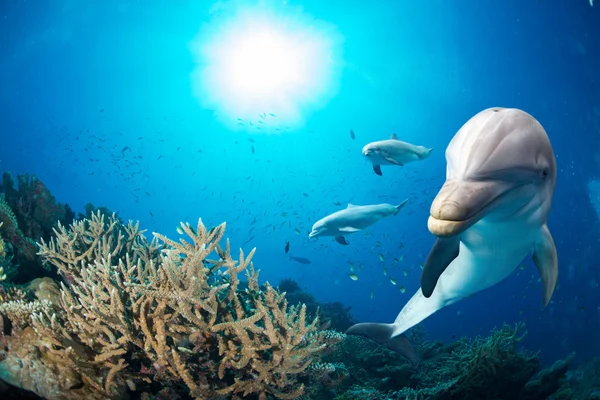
[190,4,344,130]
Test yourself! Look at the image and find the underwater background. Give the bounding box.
[1,0,600,399]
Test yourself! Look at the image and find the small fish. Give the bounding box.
[419,263,424,270]
[403,268,409,277]
[348,273,358,281]
[176,226,184,235]
[251,146,255,154]
[349,262,355,272]
[389,277,397,285]
[350,129,355,140]
[333,201,341,206]
[121,146,131,154]
[383,267,388,276]
[303,192,309,197]
[285,241,290,254]
[290,256,312,265]
[269,113,276,117]
[370,289,374,299]
[249,138,255,143]
[242,236,255,246]
[519,264,526,270]
[399,286,406,293]
[378,253,385,263]
[399,242,405,249]
[294,228,301,235]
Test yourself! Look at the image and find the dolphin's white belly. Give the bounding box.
[437,219,537,304]
[391,219,538,336]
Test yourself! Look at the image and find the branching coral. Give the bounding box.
[0,212,341,399]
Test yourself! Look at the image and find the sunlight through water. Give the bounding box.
[190,3,345,131]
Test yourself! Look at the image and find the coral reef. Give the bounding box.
[277,279,356,332]
[323,323,576,400]
[1,173,74,242]
[0,173,75,283]
[0,212,343,399]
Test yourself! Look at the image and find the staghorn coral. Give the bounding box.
[0,211,341,399]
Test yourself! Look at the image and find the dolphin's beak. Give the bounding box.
[308,230,318,239]
[428,179,519,237]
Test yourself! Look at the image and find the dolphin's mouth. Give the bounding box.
[427,179,525,237]
[308,230,319,238]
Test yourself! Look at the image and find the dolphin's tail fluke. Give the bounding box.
[346,323,419,367]
[394,198,409,215]
[346,288,449,366]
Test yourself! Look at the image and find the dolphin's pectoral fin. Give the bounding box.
[339,226,360,233]
[335,236,349,245]
[384,157,403,166]
[346,323,419,367]
[373,165,382,175]
[532,224,558,306]
[421,237,460,297]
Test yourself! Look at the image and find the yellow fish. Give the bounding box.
[348,274,358,281]
[399,286,406,293]
[389,277,397,285]
[176,226,184,235]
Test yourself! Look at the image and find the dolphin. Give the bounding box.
[362,134,433,176]
[346,107,558,367]
[309,200,409,245]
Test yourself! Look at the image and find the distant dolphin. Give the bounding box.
[347,108,558,367]
[309,200,409,245]
[362,134,433,176]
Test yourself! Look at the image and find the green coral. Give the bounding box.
[324,323,573,400]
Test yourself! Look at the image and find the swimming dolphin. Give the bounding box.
[309,200,409,245]
[362,134,433,176]
[347,107,558,366]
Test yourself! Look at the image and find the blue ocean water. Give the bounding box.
[0,0,598,378]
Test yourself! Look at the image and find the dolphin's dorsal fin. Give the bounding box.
[390,133,399,140]
[347,203,357,208]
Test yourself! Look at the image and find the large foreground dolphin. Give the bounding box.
[309,200,408,245]
[362,134,433,176]
[347,108,558,366]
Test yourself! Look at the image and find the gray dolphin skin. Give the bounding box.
[362,134,433,176]
[346,107,558,367]
[309,200,409,245]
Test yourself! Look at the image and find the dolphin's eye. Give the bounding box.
[540,168,549,179]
